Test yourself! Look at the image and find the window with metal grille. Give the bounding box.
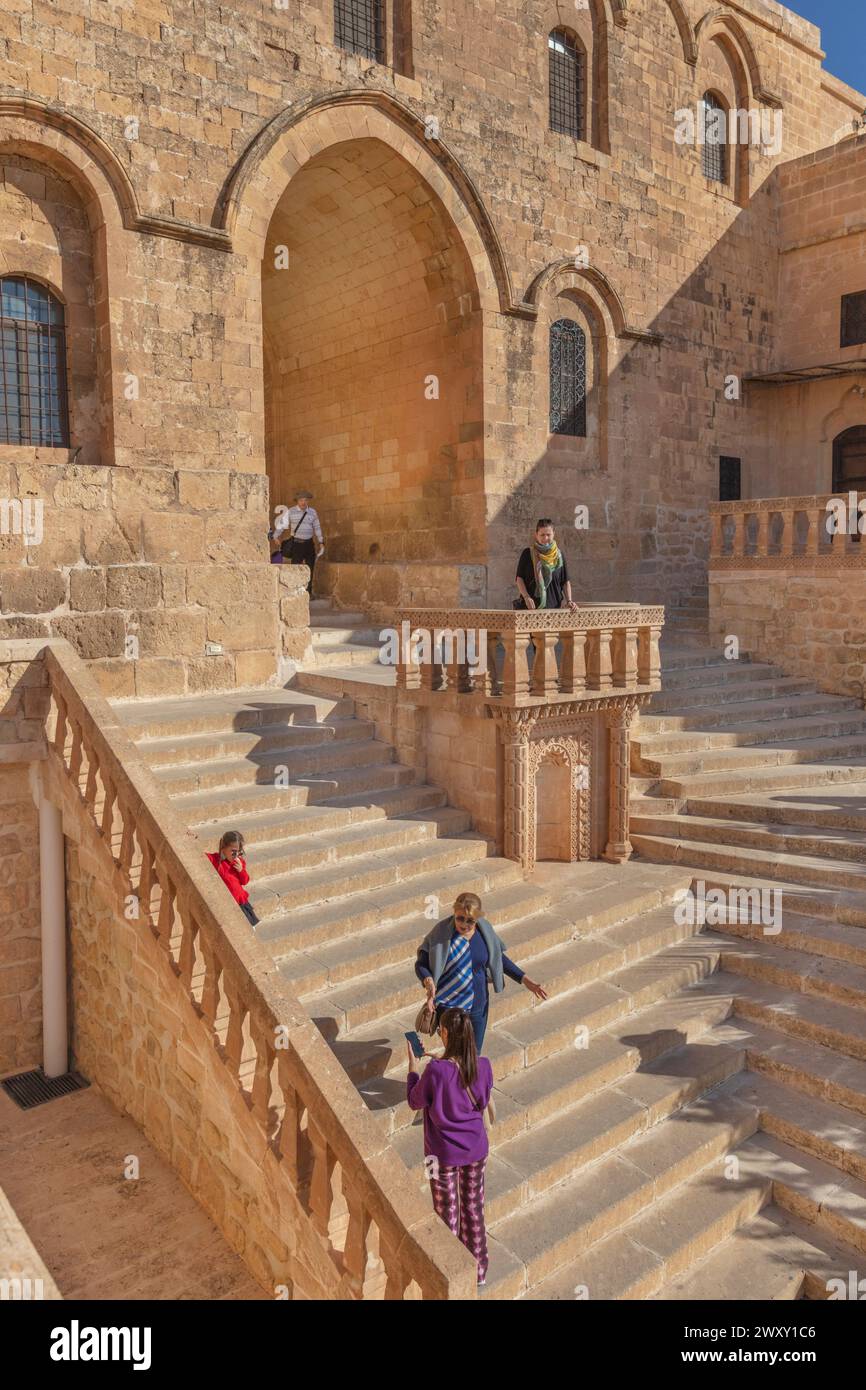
[549,319,587,437]
[0,277,69,447]
[701,93,728,183]
[334,0,383,62]
[841,291,866,349]
[548,30,585,140]
[719,456,741,501]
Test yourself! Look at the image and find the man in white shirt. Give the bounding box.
[273,489,324,594]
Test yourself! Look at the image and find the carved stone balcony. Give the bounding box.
[393,605,664,873]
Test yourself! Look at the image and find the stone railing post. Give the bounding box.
[499,630,532,701]
[530,630,559,697]
[731,512,746,558]
[559,629,587,695]
[709,510,724,560]
[637,624,661,686]
[754,509,769,559]
[779,508,796,559]
[586,626,613,692]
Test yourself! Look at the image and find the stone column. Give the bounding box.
[39,791,68,1079]
[499,711,536,871]
[603,703,636,863]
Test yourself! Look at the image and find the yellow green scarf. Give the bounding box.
[532,540,562,609]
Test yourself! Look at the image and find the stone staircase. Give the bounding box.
[112,645,866,1300]
[308,596,383,669]
[665,580,709,641]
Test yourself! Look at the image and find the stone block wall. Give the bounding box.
[709,567,866,699]
[0,0,862,662]
[63,836,345,1299]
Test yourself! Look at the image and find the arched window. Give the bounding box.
[833,426,866,491]
[0,277,69,447]
[701,93,728,183]
[335,0,383,62]
[548,29,585,140]
[549,319,587,437]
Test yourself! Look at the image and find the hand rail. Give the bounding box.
[41,639,475,1300]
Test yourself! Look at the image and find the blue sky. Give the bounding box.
[794,1,866,93]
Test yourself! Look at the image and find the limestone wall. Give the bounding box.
[0,642,47,1077]
[751,136,866,498]
[0,0,860,667]
[709,567,866,700]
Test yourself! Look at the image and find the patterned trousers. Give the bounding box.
[428,1158,489,1284]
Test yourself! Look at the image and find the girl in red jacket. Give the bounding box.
[206,830,259,927]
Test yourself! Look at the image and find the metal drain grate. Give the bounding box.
[1,1068,89,1111]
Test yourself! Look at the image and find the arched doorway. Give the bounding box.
[261,137,485,566]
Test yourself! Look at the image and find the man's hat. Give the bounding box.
[294,487,314,500]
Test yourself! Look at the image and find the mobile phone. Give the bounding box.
[404,1030,426,1059]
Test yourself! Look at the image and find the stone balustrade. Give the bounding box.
[710,493,866,568]
[393,605,664,873]
[395,604,664,703]
[41,641,475,1301]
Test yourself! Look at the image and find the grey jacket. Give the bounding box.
[415,915,510,995]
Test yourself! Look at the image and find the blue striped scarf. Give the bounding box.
[434,930,474,1011]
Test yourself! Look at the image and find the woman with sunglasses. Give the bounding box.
[415,892,548,1052]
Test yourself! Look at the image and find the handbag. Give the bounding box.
[280,507,309,561]
[415,998,437,1035]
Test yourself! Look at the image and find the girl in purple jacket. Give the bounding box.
[407,1006,493,1287]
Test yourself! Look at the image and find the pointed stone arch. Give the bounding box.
[663,0,698,66]
[694,9,783,107]
[523,258,662,343]
[220,89,520,319]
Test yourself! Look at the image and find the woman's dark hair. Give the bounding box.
[219,829,245,855]
[535,518,554,530]
[439,1008,479,1094]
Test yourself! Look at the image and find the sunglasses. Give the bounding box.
[454,913,477,925]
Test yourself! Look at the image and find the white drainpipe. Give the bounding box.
[38,790,68,1079]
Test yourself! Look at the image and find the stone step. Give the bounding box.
[636,731,866,780]
[732,1072,866,1189]
[487,1083,761,1298]
[655,757,866,799]
[668,865,866,930]
[153,736,396,795]
[342,923,729,1099]
[254,855,527,952]
[243,806,473,879]
[136,717,374,768]
[638,691,861,734]
[113,687,355,738]
[648,676,815,713]
[283,879,551,998]
[631,811,866,865]
[519,1125,866,1300]
[707,931,866,1013]
[632,829,866,894]
[712,1015,866,1119]
[313,643,385,667]
[311,626,381,646]
[635,710,866,758]
[655,1204,866,1300]
[659,647,742,672]
[656,662,785,692]
[707,907,866,971]
[187,782,449,845]
[250,832,494,922]
[700,968,866,1063]
[170,760,416,822]
[309,610,368,627]
[685,787,866,832]
[395,1030,744,1228]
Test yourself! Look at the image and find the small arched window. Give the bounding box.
[833,425,866,492]
[701,93,728,183]
[548,29,585,141]
[0,276,69,447]
[549,319,587,437]
[335,0,383,62]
